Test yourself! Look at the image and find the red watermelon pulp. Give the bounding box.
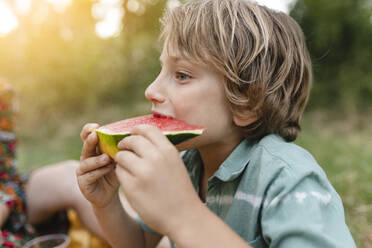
[95,114,205,158]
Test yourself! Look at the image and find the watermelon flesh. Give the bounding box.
[95,114,205,159]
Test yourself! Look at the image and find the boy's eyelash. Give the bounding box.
[175,71,192,81]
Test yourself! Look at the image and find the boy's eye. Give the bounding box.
[175,71,191,81]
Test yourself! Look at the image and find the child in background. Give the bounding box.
[77,0,356,247]
[0,81,104,247]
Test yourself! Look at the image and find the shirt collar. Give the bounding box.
[211,139,254,182]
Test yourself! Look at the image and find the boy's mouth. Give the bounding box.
[152,111,174,119]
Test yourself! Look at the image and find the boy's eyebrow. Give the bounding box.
[159,55,192,65]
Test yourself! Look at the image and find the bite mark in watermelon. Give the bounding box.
[95,114,205,159]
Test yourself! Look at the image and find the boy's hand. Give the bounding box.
[76,123,120,208]
[115,125,202,236]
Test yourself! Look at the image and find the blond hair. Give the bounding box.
[160,0,312,142]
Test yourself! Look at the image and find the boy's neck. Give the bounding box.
[197,137,243,180]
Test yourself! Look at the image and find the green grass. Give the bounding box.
[16,110,372,247]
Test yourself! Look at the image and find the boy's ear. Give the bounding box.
[233,112,258,127]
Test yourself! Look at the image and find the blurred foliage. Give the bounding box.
[0,0,166,132]
[0,0,371,131]
[291,0,372,111]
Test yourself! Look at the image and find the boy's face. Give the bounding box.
[145,46,243,151]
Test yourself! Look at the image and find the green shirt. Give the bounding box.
[137,134,356,248]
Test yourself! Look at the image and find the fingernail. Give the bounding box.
[118,140,125,148]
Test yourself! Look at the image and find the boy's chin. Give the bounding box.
[175,138,200,151]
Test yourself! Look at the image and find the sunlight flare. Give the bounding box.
[254,0,297,13]
[15,0,32,14]
[92,0,124,39]
[0,1,18,37]
[44,0,72,13]
[167,0,180,10]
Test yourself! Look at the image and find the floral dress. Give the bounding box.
[0,81,36,247]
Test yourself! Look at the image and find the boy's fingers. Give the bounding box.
[130,125,170,148]
[79,163,115,185]
[80,123,100,141]
[77,154,111,176]
[115,150,141,175]
[81,132,99,159]
[115,165,135,190]
[117,135,157,158]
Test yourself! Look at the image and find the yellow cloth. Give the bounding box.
[67,210,110,248]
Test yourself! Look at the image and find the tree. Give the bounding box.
[291,0,372,111]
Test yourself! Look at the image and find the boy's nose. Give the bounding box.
[145,80,165,104]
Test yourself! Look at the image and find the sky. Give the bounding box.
[0,0,297,38]
[255,0,296,13]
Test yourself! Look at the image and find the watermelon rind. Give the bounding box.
[95,128,204,159]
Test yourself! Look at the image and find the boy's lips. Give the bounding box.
[152,111,174,119]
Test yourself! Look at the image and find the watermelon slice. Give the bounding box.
[95,114,205,158]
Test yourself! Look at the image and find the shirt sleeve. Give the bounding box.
[261,167,356,248]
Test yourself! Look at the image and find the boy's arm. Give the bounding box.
[0,203,10,228]
[93,194,162,248]
[93,193,163,248]
[168,201,251,248]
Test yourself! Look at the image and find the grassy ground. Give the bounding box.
[16,110,372,247]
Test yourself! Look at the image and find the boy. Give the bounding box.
[77,0,356,247]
